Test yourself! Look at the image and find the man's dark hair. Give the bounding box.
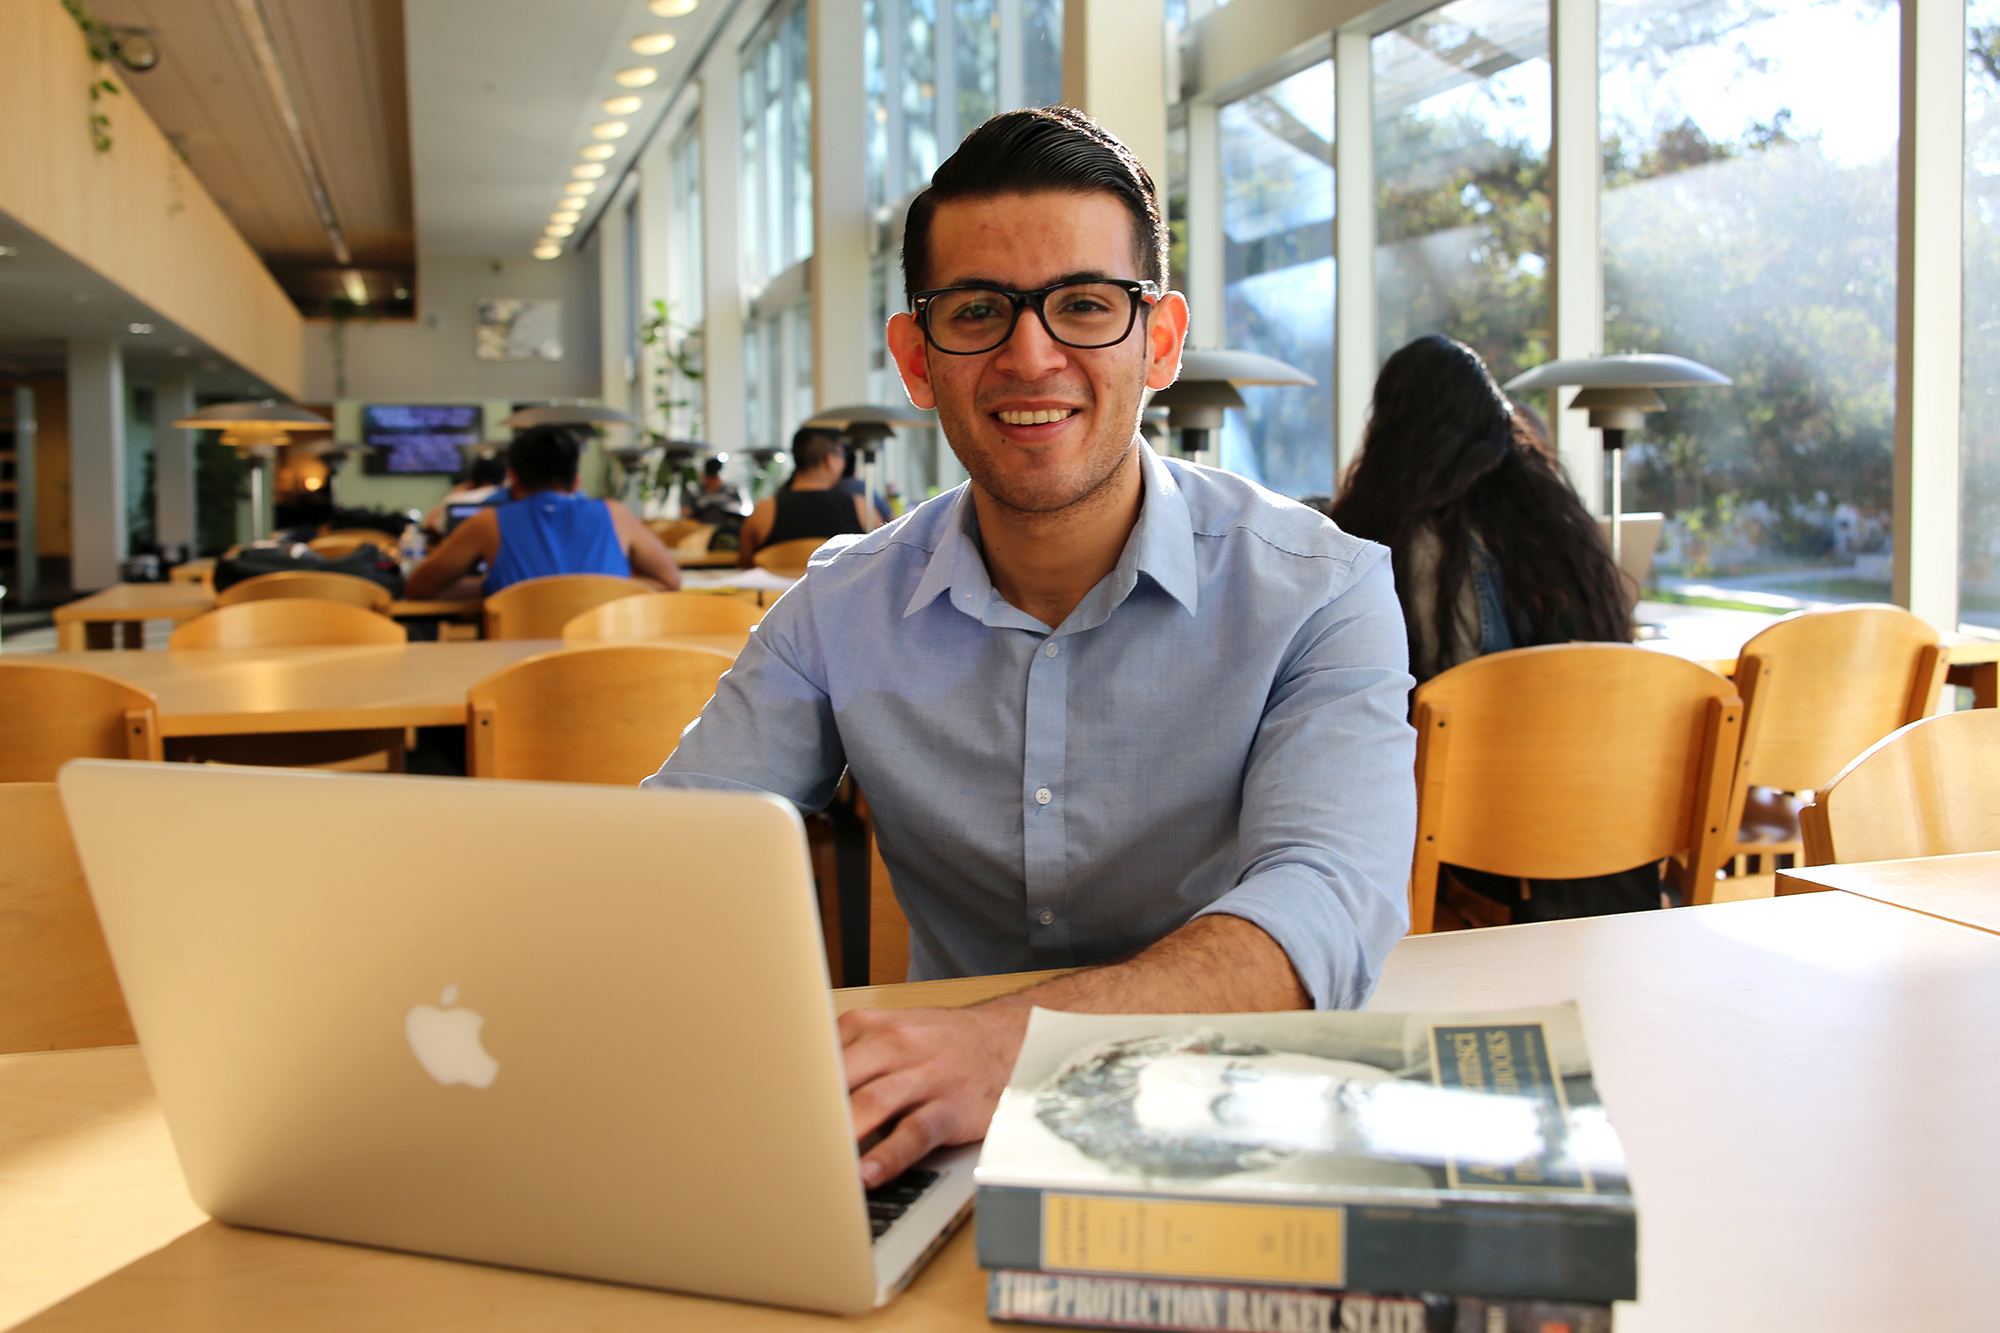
[790,427,846,474]
[464,454,507,489]
[902,106,1167,305]
[703,456,725,478]
[507,425,584,492]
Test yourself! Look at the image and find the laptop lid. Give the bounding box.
[59,761,881,1314]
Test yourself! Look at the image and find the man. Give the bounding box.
[644,107,1414,1188]
[406,425,681,598]
[736,428,877,569]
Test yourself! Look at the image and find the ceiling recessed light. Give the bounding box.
[172,345,191,356]
[629,33,676,55]
[580,143,617,160]
[613,66,659,88]
[0,245,19,258]
[602,95,643,115]
[127,322,154,334]
[534,243,562,260]
[591,120,630,139]
[573,163,606,180]
[650,0,697,15]
[551,210,581,224]
[565,180,597,196]
[546,223,575,238]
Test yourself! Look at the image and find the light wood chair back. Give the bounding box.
[647,519,717,556]
[753,537,827,577]
[307,529,398,559]
[0,784,137,1052]
[216,570,392,613]
[169,599,407,650]
[0,663,162,782]
[482,573,651,640]
[467,643,734,784]
[1800,709,2000,864]
[1409,643,1749,932]
[561,591,765,644]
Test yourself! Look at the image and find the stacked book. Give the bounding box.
[975,1004,1633,1332]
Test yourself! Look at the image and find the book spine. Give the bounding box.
[985,1270,1615,1333]
[976,1186,1636,1304]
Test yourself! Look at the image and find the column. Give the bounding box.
[67,337,125,590]
[700,45,748,452]
[11,385,37,604]
[1333,27,1375,480]
[1548,0,1602,511]
[812,0,873,409]
[1062,0,1168,193]
[1892,0,1965,629]
[1183,100,1224,350]
[153,373,196,558]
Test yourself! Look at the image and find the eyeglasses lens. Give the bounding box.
[928,283,1137,353]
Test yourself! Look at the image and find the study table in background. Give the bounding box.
[6,892,1998,1332]
[1777,850,2000,935]
[1636,610,2000,702]
[51,585,484,651]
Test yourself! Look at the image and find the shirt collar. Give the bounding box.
[902,439,1200,627]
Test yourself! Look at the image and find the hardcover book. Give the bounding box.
[975,1005,1635,1303]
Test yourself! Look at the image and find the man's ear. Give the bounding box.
[1143,291,1190,392]
[886,312,937,411]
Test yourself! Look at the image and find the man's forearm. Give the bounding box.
[984,913,1308,1021]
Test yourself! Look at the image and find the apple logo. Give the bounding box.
[404,984,500,1089]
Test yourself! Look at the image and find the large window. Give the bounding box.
[1602,0,1899,604]
[1966,0,2000,631]
[1219,61,1335,499]
[1373,0,1551,387]
[742,2,813,287]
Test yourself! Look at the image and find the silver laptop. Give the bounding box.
[58,760,974,1315]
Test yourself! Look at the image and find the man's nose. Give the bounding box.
[991,303,1071,379]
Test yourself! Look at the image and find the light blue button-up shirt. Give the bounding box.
[643,444,1416,1008]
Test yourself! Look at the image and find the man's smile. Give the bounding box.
[995,408,1079,426]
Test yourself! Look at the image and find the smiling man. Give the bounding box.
[643,107,1415,1187]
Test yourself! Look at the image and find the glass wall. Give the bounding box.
[1965,0,2000,630]
[1602,0,1899,604]
[1219,61,1335,498]
[741,1,813,287]
[1022,0,1064,107]
[1372,0,1551,387]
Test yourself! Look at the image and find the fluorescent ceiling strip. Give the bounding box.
[233,0,353,266]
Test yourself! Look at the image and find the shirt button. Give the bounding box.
[1038,909,1054,925]
[1044,640,1059,658]
[1035,787,1052,805]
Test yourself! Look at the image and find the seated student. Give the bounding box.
[681,457,747,532]
[423,454,508,533]
[1329,334,1642,925]
[735,428,878,568]
[405,425,681,598]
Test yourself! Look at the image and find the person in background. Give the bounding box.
[405,425,681,597]
[1511,400,1556,461]
[1330,333,1641,926]
[837,441,897,524]
[735,427,877,569]
[683,457,746,529]
[423,453,508,533]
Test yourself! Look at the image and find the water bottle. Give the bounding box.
[398,522,426,574]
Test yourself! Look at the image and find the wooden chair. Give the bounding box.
[647,519,717,557]
[169,599,407,650]
[753,537,827,577]
[1799,709,2000,864]
[561,591,765,644]
[307,528,398,560]
[0,784,136,1052]
[467,643,734,784]
[1409,643,1750,933]
[1722,605,1947,877]
[482,573,651,640]
[0,662,162,782]
[216,570,392,614]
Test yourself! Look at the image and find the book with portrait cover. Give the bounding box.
[987,1269,1613,1333]
[975,1005,1634,1304]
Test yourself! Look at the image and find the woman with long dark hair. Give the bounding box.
[1331,334,1628,682]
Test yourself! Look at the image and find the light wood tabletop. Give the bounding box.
[1640,618,2000,685]
[52,585,484,651]
[8,635,750,737]
[1776,851,2000,935]
[8,896,2000,1331]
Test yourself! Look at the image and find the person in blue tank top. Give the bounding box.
[405,425,681,599]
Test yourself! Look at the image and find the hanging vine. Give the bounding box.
[59,0,122,153]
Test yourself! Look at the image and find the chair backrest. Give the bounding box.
[1800,709,2000,864]
[647,519,717,556]
[753,537,827,577]
[217,570,392,613]
[1409,643,1749,932]
[482,573,651,640]
[561,591,766,644]
[308,529,399,559]
[169,598,408,649]
[0,783,137,1053]
[0,662,163,782]
[467,643,734,783]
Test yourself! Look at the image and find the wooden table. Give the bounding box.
[9,895,2000,1331]
[1776,850,2000,935]
[1639,618,2000,689]
[11,635,750,736]
[53,585,484,651]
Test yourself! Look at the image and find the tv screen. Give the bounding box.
[361,404,481,474]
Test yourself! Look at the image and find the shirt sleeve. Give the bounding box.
[638,584,849,813]
[1191,552,1417,1010]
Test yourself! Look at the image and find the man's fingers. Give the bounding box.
[848,1064,929,1141]
[860,1102,952,1189]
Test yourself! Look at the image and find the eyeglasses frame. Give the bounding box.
[910,278,1166,356]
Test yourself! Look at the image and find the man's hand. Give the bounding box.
[839,913,1309,1187]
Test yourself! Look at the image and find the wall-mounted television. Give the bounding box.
[360,404,481,475]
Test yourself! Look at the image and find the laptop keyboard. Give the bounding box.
[866,1168,940,1240]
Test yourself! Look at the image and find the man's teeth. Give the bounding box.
[997,408,1078,426]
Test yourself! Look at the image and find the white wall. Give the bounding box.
[301,253,603,404]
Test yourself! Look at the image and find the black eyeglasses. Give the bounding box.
[911,279,1163,355]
